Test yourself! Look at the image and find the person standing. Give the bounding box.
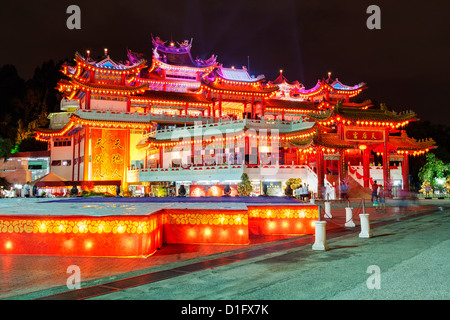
[70,185,78,197]
[371,181,379,202]
[378,185,386,212]
[23,181,31,198]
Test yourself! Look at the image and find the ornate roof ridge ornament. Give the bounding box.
[306,108,334,121]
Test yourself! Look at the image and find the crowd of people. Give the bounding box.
[0,182,81,198]
[0,182,41,198]
[293,184,311,201]
[370,181,386,211]
[370,180,418,212]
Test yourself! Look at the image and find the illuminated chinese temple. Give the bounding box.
[36,36,436,199]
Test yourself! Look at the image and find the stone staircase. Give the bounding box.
[347,175,371,199]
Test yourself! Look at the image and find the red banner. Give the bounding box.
[91,128,126,181]
[344,129,384,142]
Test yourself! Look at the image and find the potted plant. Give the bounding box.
[237,173,253,196]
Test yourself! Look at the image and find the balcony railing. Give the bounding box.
[246,118,313,133]
[145,117,315,140]
[127,164,245,183]
[145,119,245,140]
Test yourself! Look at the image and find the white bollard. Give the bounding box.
[312,221,329,251]
[345,207,355,227]
[359,213,373,238]
[324,201,332,218]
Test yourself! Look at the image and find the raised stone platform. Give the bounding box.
[0,197,318,257]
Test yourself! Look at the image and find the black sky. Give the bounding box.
[1,0,449,124]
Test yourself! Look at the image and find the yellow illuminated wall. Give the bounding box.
[91,128,127,181]
[130,130,147,165]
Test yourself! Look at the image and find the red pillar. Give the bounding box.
[71,136,75,181]
[144,149,148,169]
[256,135,260,165]
[83,125,90,181]
[85,91,91,110]
[219,93,223,118]
[251,95,255,119]
[402,154,410,191]
[317,149,324,199]
[123,129,130,190]
[89,71,95,83]
[159,146,164,168]
[363,148,370,188]
[245,135,249,164]
[126,97,131,112]
[383,128,390,189]
[338,150,345,198]
[191,140,195,166]
[77,130,81,180]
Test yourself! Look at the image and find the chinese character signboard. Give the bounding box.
[262,181,282,196]
[344,128,384,142]
[91,128,126,181]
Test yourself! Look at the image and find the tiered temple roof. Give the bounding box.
[130,90,212,107]
[58,51,148,101]
[148,36,218,75]
[290,78,367,101]
[152,36,217,68]
[304,103,418,130]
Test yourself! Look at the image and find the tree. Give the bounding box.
[419,181,433,196]
[154,185,167,197]
[0,65,26,142]
[237,173,253,196]
[16,137,48,152]
[418,153,450,190]
[285,178,302,190]
[0,60,63,147]
[0,137,13,161]
[16,109,49,143]
[443,177,450,194]
[406,120,450,190]
[0,177,10,189]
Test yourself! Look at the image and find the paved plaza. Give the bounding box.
[0,197,448,301]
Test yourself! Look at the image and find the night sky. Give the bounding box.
[1,0,449,124]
